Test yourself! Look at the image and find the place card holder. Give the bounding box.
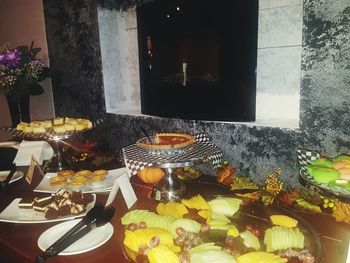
[105,171,137,209]
[25,155,45,184]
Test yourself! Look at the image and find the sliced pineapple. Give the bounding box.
[156,201,188,218]
[181,194,210,210]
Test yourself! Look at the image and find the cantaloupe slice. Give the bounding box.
[270,215,298,228]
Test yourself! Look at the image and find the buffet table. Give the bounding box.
[0,166,350,263]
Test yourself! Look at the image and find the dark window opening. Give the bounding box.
[137,0,258,121]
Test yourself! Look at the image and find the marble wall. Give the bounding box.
[43,0,350,187]
[43,0,106,120]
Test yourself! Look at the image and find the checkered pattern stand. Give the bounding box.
[297,149,321,172]
[123,133,223,176]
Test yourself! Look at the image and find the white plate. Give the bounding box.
[38,219,114,255]
[0,170,24,184]
[34,167,127,193]
[0,194,96,223]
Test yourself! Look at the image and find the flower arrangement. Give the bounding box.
[0,41,50,100]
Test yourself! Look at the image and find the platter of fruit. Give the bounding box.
[299,153,350,200]
[120,194,322,263]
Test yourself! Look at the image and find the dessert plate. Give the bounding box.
[38,218,113,255]
[0,195,95,223]
[34,167,127,193]
[0,170,24,184]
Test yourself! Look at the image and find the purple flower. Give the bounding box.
[0,49,21,68]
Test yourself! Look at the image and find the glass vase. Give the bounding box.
[5,95,30,127]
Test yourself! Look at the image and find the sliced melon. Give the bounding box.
[263,226,304,252]
[190,248,237,263]
[169,218,201,238]
[240,230,260,250]
[208,197,242,217]
[148,245,179,263]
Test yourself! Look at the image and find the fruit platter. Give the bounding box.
[120,194,322,263]
[299,153,350,200]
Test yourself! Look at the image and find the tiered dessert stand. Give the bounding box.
[1,119,103,173]
[123,134,222,201]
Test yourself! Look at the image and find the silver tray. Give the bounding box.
[1,118,104,141]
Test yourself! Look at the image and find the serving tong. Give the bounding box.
[0,163,17,190]
[36,205,115,263]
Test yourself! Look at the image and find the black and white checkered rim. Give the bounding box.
[123,133,223,176]
[297,149,321,172]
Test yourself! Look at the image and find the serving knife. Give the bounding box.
[35,204,109,263]
[140,127,153,144]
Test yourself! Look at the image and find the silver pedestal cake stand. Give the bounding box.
[1,119,103,173]
[122,133,223,201]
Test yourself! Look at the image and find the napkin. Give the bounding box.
[14,141,54,166]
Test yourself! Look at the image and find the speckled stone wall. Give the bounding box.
[300,0,350,156]
[43,0,106,120]
[44,0,350,187]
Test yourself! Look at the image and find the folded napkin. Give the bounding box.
[14,141,54,166]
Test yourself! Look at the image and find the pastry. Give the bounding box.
[310,158,333,168]
[22,126,33,133]
[32,126,46,134]
[311,167,340,184]
[33,203,49,212]
[53,125,66,133]
[64,123,75,131]
[75,170,92,178]
[92,169,108,177]
[137,133,195,149]
[34,196,52,206]
[57,170,75,179]
[333,154,350,162]
[18,198,34,209]
[49,176,66,187]
[16,122,29,131]
[89,175,105,187]
[30,120,43,127]
[339,168,350,180]
[53,117,64,125]
[75,123,86,131]
[41,120,53,128]
[69,176,88,187]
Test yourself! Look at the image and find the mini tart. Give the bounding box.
[75,170,92,178]
[57,170,75,179]
[138,133,195,150]
[70,175,88,187]
[92,169,108,177]
[49,176,66,187]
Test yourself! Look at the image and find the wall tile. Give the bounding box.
[257,46,302,95]
[258,4,303,48]
[260,0,302,10]
[98,8,140,112]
